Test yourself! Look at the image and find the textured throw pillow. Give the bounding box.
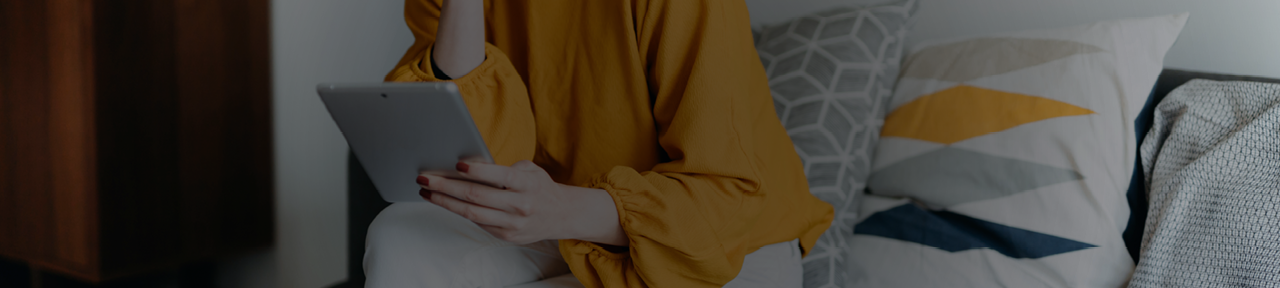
[851,14,1188,287]
[1131,79,1280,288]
[754,1,917,287]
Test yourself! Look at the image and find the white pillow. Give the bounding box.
[850,14,1188,287]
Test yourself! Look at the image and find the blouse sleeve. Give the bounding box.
[385,0,535,166]
[558,0,831,287]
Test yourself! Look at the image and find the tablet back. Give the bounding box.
[317,82,492,202]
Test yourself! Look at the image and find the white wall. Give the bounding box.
[219,0,413,287]
[746,0,1280,79]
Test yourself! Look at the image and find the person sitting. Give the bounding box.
[364,0,834,287]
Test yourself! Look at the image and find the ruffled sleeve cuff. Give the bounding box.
[558,166,739,287]
[561,166,643,258]
[558,166,650,286]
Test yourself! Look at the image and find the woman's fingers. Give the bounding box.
[457,160,546,190]
[422,189,515,228]
[419,174,521,211]
[456,161,521,189]
[510,160,542,172]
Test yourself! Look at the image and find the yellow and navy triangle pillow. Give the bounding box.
[849,14,1187,287]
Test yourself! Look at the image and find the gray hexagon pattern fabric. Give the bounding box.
[754,1,917,287]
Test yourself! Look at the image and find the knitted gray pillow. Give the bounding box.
[754,1,917,287]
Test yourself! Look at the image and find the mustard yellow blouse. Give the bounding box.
[386,0,833,286]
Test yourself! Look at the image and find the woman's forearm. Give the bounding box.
[434,0,485,78]
[561,184,630,247]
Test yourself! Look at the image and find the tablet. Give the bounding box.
[317,82,493,202]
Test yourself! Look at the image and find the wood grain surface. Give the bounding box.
[0,0,272,284]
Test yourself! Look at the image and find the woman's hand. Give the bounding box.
[417,160,629,246]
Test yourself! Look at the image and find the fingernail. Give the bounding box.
[456,162,470,173]
[416,175,430,186]
[419,188,431,199]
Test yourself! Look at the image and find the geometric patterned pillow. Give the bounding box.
[754,1,917,287]
[852,14,1188,287]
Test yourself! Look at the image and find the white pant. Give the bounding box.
[364,202,803,288]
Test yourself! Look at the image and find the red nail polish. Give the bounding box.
[419,188,431,199]
[417,175,430,186]
[456,162,470,173]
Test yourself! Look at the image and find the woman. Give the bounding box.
[364,0,833,287]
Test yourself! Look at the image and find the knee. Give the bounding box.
[363,202,491,287]
[366,202,438,251]
[365,202,487,257]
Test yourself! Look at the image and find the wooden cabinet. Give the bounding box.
[0,0,272,284]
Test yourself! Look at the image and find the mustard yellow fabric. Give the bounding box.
[386,0,833,286]
[881,85,1095,144]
